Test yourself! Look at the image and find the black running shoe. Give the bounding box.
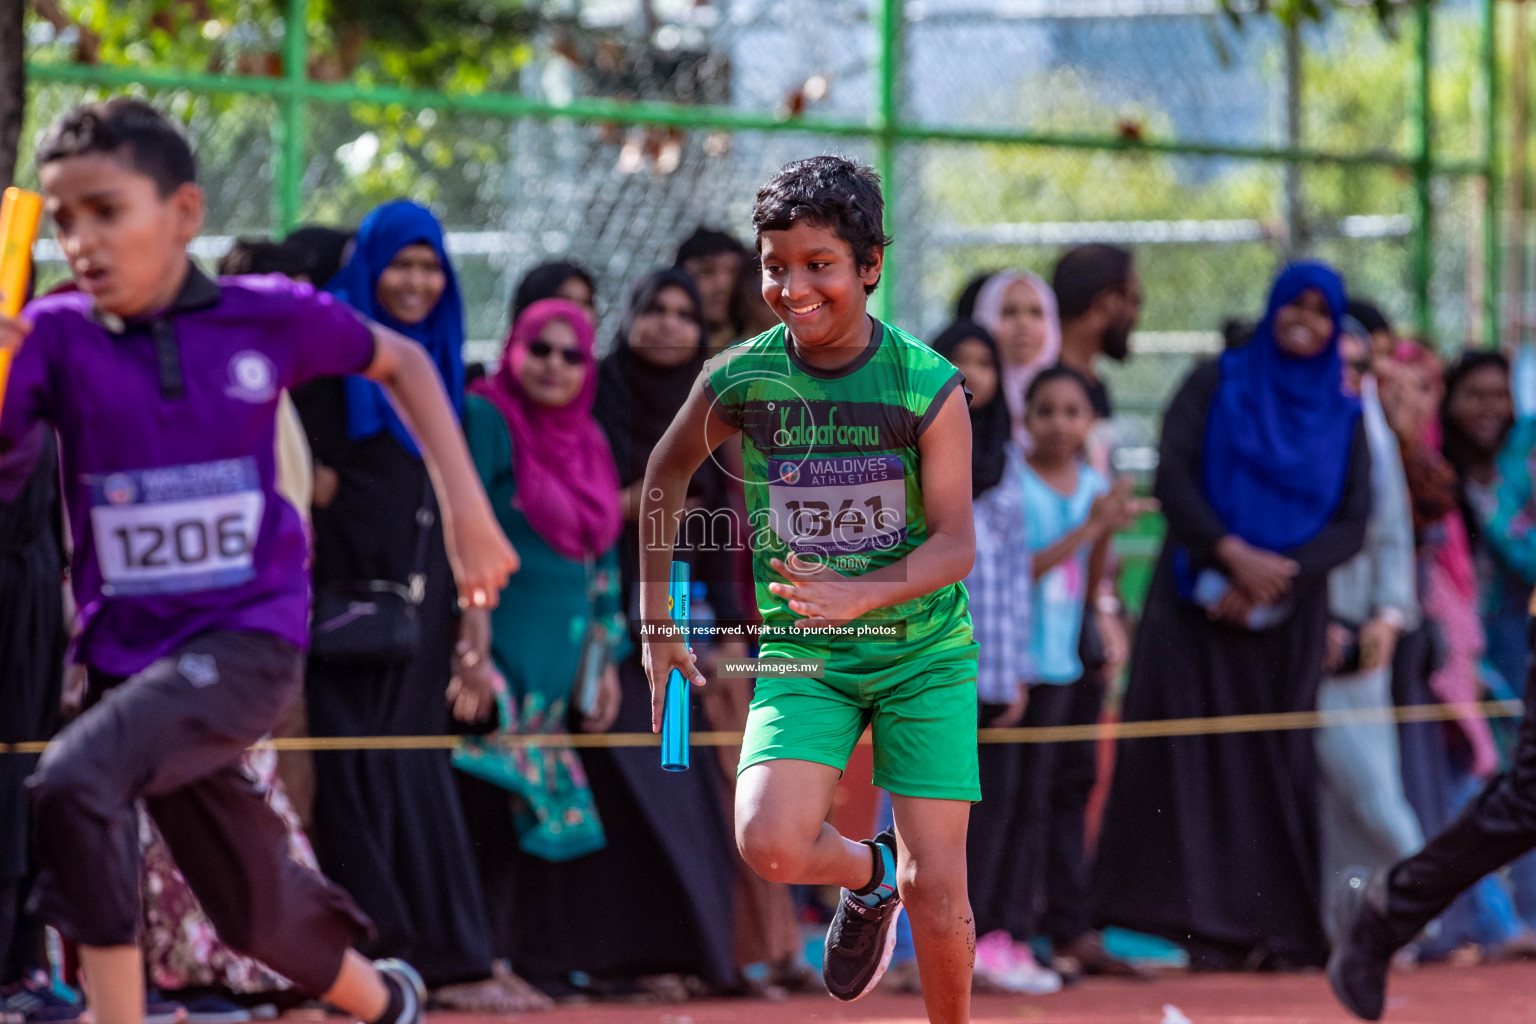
[143,990,186,1024]
[1327,867,1393,1021]
[823,831,902,1002]
[0,975,84,1024]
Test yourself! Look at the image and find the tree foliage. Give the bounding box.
[0,0,23,184]
[27,0,539,91]
[19,0,550,222]
[1218,0,1423,31]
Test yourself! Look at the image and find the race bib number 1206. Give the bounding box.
[90,458,265,596]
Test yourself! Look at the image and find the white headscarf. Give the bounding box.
[972,270,1062,450]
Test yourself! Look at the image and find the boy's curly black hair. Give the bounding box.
[36,98,197,198]
[751,156,892,295]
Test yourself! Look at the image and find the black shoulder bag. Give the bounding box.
[310,479,435,665]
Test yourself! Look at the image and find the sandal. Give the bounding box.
[876,959,923,996]
[490,962,554,1013]
[632,974,689,1004]
[429,978,523,1015]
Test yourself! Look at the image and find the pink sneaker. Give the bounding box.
[974,932,1063,995]
[1004,942,1064,995]
[976,931,1017,981]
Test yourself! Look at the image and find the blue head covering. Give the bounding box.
[1201,260,1360,552]
[327,200,465,455]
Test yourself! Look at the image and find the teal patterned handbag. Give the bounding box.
[453,685,607,862]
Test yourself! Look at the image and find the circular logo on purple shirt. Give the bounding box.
[779,465,800,485]
[226,351,277,403]
[102,473,136,505]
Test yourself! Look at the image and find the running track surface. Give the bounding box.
[425,961,1536,1023]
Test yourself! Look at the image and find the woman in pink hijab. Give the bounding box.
[1385,341,1500,779]
[972,270,1063,450]
[452,297,625,1009]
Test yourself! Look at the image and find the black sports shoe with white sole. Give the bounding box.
[822,831,902,1001]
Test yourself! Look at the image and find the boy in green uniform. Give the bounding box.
[639,156,978,1024]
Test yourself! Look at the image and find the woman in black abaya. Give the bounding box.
[0,427,65,997]
[294,202,511,1009]
[1092,262,1371,970]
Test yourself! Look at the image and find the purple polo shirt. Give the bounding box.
[0,269,376,677]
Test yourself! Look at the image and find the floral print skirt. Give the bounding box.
[138,746,320,993]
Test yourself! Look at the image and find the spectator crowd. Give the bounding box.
[5,191,1536,1020]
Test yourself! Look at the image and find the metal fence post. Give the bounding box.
[1411,0,1433,339]
[874,0,902,325]
[1523,5,1535,348]
[1483,0,1501,347]
[1480,0,1492,348]
[1281,19,1305,260]
[277,0,308,234]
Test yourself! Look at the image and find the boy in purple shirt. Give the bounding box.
[0,99,517,1024]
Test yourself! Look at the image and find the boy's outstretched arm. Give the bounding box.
[639,377,740,731]
[364,325,519,608]
[769,387,975,626]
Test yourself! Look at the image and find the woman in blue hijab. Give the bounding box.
[326,200,467,452]
[294,202,538,1011]
[1091,261,1373,972]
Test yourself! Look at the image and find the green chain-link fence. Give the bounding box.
[15,0,1506,475]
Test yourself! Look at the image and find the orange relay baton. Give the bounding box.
[0,186,44,422]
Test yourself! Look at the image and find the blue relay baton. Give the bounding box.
[661,560,691,772]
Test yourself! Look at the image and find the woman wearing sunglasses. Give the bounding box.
[452,297,626,1006]
[552,269,745,997]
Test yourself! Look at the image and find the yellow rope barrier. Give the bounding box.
[1,699,1522,756]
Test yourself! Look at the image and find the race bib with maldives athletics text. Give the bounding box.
[89,457,265,596]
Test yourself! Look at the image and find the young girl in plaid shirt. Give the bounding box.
[933,330,1142,994]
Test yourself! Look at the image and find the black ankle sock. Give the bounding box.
[372,974,405,1024]
[851,839,897,906]
[852,842,884,895]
